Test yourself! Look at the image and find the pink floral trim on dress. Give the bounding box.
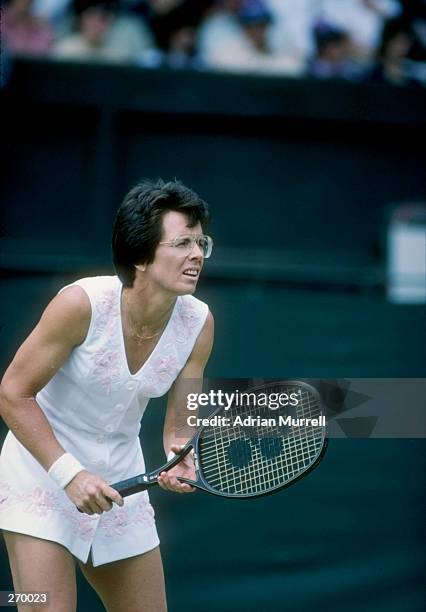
[0,481,97,541]
[92,347,122,394]
[90,285,123,394]
[93,287,120,338]
[140,351,180,397]
[171,298,202,344]
[139,298,204,396]
[151,353,179,383]
[88,290,204,398]
[99,497,155,537]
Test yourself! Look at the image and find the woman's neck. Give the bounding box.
[122,283,176,331]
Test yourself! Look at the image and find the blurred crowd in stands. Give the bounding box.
[2,0,425,85]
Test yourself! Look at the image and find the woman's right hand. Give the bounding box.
[65,470,124,515]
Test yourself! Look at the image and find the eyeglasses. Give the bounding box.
[159,234,213,259]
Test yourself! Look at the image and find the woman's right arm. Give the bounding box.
[0,286,123,515]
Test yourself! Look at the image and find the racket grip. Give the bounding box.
[110,445,193,497]
[110,474,154,497]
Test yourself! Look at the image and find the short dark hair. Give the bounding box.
[73,0,117,17]
[112,179,210,287]
[377,16,413,60]
[314,25,348,54]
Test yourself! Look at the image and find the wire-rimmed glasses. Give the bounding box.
[159,234,214,258]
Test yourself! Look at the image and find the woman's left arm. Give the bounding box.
[158,310,214,494]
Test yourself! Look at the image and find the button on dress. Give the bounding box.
[0,276,208,566]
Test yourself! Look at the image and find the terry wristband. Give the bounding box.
[48,452,84,488]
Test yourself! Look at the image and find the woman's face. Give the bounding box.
[80,8,113,46]
[142,210,205,296]
[385,32,413,62]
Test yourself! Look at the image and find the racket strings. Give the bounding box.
[198,387,325,495]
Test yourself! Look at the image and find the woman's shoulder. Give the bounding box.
[177,293,209,313]
[57,275,119,315]
[174,294,210,333]
[60,275,119,298]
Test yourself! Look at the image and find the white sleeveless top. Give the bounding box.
[0,276,209,566]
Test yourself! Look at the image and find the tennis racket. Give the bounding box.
[111,380,327,499]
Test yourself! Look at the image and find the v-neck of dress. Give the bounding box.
[118,282,178,377]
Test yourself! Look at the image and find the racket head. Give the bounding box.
[181,380,327,498]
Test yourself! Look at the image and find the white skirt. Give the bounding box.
[0,432,159,566]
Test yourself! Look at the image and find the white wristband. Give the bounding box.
[48,453,84,489]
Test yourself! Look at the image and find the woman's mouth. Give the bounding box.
[182,268,200,279]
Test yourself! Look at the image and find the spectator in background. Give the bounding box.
[143,0,213,68]
[197,0,244,63]
[198,0,303,75]
[2,0,54,56]
[52,0,154,63]
[239,0,272,54]
[32,0,73,35]
[396,0,426,78]
[266,0,314,64]
[366,16,419,85]
[266,0,401,70]
[307,21,362,80]
[318,0,401,62]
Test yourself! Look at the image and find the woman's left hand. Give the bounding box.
[158,444,196,493]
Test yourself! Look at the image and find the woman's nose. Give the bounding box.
[190,241,204,259]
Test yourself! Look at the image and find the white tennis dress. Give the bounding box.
[0,276,208,566]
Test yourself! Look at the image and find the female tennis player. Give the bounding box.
[0,179,214,611]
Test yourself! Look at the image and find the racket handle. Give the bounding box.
[110,474,154,497]
[77,446,194,508]
[111,444,194,497]
[75,474,152,512]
